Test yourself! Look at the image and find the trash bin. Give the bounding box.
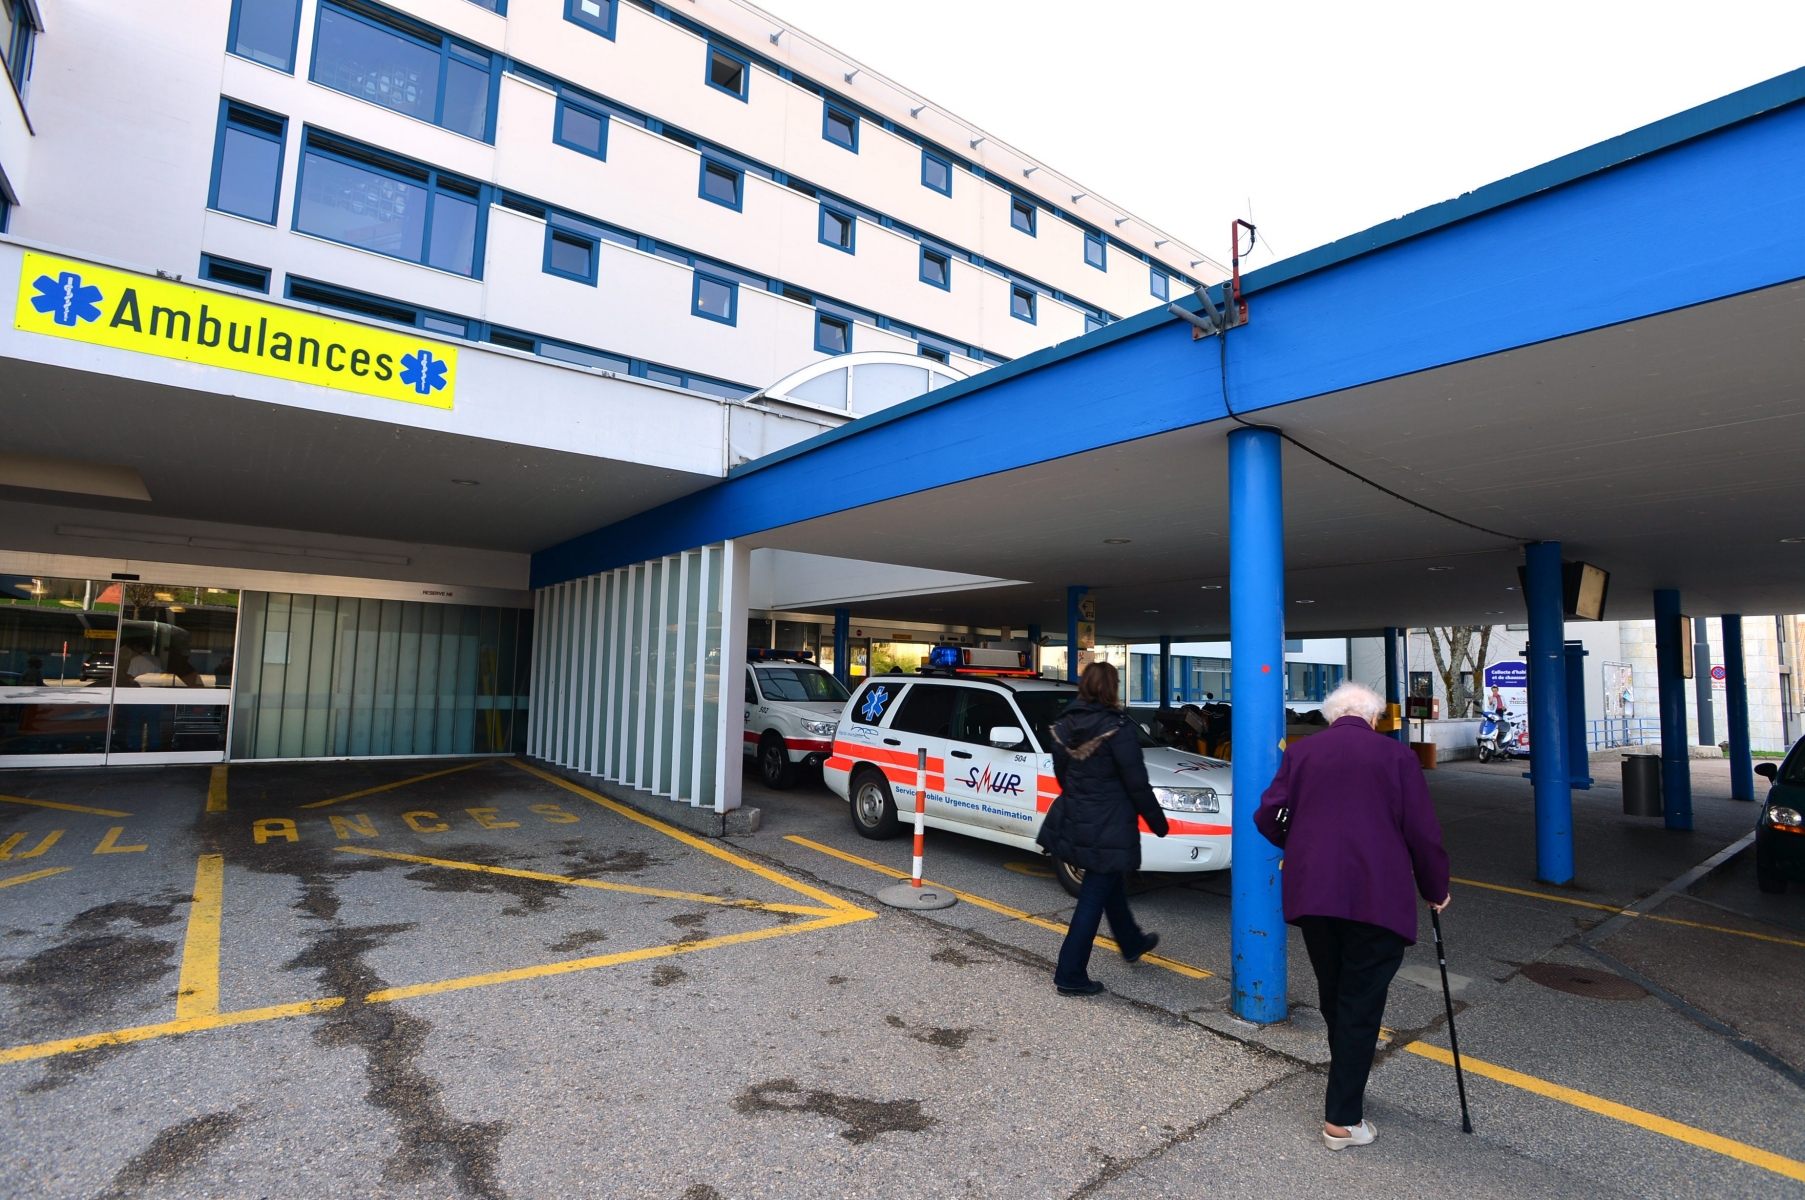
[1622,754,1662,816]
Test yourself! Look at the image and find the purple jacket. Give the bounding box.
[1253,716,1450,943]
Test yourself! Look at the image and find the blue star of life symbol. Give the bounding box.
[399,349,449,396]
[30,272,104,327]
[859,685,890,723]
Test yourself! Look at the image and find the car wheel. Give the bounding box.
[1050,855,1085,899]
[1756,851,1788,894]
[759,732,797,789]
[849,769,901,839]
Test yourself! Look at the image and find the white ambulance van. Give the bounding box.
[744,650,852,788]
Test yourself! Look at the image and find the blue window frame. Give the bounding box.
[1010,285,1036,323]
[227,0,301,73]
[294,130,488,277]
[819,205,855,254]
[311,2,498,142]
[1010,196,1036,236]
[554,97,608,159]
[209,100,287,225]
[467,0,506,11]
[564,0,617,39]
[921,150,951,196]
[289,275,473,336]
[199,254,271,293]
[822,104,858,152]
[1150,268,1169,301]
[706,45,749,100]
[699,159,743,211]
[919,246,950,290]
[544,226,598,285]
[692,272,737,325]
[815,313,850,355]
[1084,231,1106,270]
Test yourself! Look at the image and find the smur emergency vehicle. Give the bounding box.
[744,650,852,788]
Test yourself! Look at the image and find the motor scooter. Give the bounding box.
[1476,709,1521,762]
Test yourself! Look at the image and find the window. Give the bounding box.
[816,313,850,355]
[1150,269,1169,301]
[822,104,858,152]
[287,276,473,337]
[819,206,855,254]
[918,345,948,364]
[919,246,950,290]
[295,131,487,277]
[953,690,1023,747]
[706,46,748,100]
[544,227,597,285]
[890,684,959,738]
[692,272,737,325]
[699,160,743,211]
[1084,231,1106,270]
[199,254,271,293]
[209,100,287,225]
[1010,196,1036,235]
[921,151,951,196]
[1010,285,1036,323]
[554,98,608,159]
[227,0,301,73]
[311,2,496,141]
[564,0,616,39]
[466,0,506,11]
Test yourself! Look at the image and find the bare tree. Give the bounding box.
[1428,626,1495,717]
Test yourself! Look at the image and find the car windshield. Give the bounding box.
[755,667,850,704]
[1780,743,1805,786]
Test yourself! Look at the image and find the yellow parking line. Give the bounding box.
[784,835,1213,980]
[175,855,224,1019]
[299,761,490,808]
[1452,876,1623,912]
[336,845,843,917]
[1405,1041,1805,1183]
[0,793,131,818]
[0,1000,345,1066]
[1452,877,1805,948]
[0,866,72,889]
[206,766,228,814]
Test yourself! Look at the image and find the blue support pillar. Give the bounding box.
[832,608,850,686]
[1159,637,1172,708]
[1227,426,1287,1024]
[1066,586,1088,682]
[1027,624,1042,677]
[1564,641,1592,788]
[1723,615,1755,801]
[1384,627,1408,743]
[1524,543,1574,884]
[1653,589,1693,829]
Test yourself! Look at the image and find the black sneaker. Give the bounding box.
[1057,980,1106,997]
[1124,932,1160,964]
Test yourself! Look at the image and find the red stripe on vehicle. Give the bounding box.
[785,738,833,753]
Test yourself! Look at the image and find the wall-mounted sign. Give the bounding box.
[14,252,457,409]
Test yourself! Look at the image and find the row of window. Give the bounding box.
[1,0,38,93]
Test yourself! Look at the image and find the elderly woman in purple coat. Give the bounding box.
[1255,681,1451,1152]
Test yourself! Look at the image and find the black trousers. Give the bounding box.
[1297,915,1409,1127]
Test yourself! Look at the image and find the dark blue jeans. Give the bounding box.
[1054,869,1151,989]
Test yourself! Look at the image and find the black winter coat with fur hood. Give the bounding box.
[1036,700,1169,874]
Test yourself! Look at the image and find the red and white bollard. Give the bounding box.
[878,746,957,910]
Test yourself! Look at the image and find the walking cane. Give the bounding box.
[1430,906,1474,1133]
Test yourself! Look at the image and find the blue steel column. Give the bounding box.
[1228,426,1287,1024]
[832,608,850,686]
[1159,637,1172,707]
[1066,587,1088,682]
[1027,624,1042,677]
[1524,543,1574,884]
[1723,615,1754,801]
[1653,589,1694,829]
[1384,627,1407,743]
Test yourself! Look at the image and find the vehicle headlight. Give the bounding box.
[803,719,838,736]
[1767,805,1803,828]
[1154,786,1219,813]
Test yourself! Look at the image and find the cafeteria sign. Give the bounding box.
[13,252,456,409]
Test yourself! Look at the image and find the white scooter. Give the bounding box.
[1476,709,1522,762]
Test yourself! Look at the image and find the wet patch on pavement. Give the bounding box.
[545,929,608,954]
[650,963,688,987]
[97,1110,243,1200]
[731,1078,936,1144]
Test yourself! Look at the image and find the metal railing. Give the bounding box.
[1589,717,1661,750]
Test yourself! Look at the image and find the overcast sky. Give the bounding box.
[755,0,1805,272]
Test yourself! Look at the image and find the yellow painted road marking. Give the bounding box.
[785,835,1213,979]
[13,830,63,859]
[0,793,131,818]
[175,855,223,1019]
[1004,861,1054,878]
[299,760,489,808]
[0,866,72,889]
[93,826,147,854]
[0,1000,345,1066]
[206,766,228,813]
[336,845,843,917]
[1405,1041,1805,1183]
[1452,876,1805,949]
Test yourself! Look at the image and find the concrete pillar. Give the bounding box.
[1525,543,1573,884]
[1227,426,1287,1024]
[1653,589,1693,830]
[1694,617,1716,748]
[1158,636,1172,708]
[1066,587,1087,682]
[832,608,850,686]
[1723,615,1754,801]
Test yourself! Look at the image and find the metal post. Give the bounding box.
[1027,623,1042,676]
[1384,627,1407,743]
[1066,587,1087,682]
[1564,641,1592,788]
[832,607,850,686]
[1653,588,1693,830]
[1159,637,1171,708]
[1227,425,1287,1024]
[1723,615,1754,801]
[1524,543,1573,884]
[1693,617,1715,749]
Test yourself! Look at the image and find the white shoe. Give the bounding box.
[1322,1119,1377,1151]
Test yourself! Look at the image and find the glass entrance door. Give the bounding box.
[0,576,118,767]
[108,583,240,764]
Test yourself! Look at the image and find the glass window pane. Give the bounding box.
[313,7,441,125]
[549,232,593,278]
[816,319,847,355]
[788,368,846,408]
[231,0,301,71]
[426,191,479,275]
[215,127,282,223]
[825,108,855,148]
[703,164,739,206]
[922,251,947,285]
[923,155,949,192]
[558,104,604,154]
[851,363,929,413]
[709,51,744,95]
[442,57,490,139]
[0,577,115,758]
[695,277,732,320]
[298,151,427,261]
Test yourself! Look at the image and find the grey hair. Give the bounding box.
[1321,681,1386,724]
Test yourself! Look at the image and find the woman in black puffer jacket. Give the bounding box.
[1037,661,1169,996]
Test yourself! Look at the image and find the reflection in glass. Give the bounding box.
[113,584,240,690]
[313,6,440,124]
[297,151,426,261]
[0,577,117,757]
[110,706,229,754]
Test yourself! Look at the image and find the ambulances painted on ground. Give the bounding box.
[823,648,1233,896]
[744,651,853,788]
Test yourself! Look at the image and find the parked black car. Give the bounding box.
[1754,750,1805,893]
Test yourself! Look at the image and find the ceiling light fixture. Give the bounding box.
[1201,585,1223,590]
[1103,537,1131,544]
[451,479,480,486]
[1427,566,1453,572]
[1143,609,1159,613]
[1783,537,1804,544]
[1294,599,1315,604]
[1485,611,1504,615]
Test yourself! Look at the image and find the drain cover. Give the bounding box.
[1520,962,1648,1001]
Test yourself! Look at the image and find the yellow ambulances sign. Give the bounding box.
[13,252,458,410]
